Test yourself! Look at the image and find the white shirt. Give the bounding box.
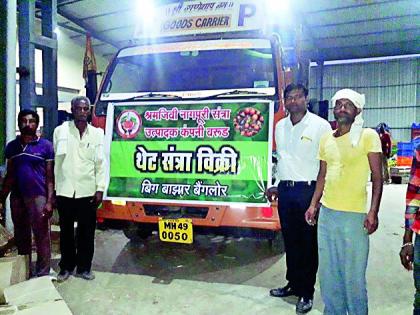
[53,121,106,198]
[274,111,331,184]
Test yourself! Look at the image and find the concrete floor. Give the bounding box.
[54,184,413,315]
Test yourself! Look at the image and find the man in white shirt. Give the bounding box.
[54,96,106,282]
[267,84,331,313]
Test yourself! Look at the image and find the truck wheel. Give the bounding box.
[123,223,153,242]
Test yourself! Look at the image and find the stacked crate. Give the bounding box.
[412,123,420,140]
[396,141,414,166]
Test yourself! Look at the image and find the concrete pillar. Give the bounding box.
[18,0,37,111]
[18,0,58,140]
[40,0,58,140]
[297,58,310,88]
[1,0,17,231]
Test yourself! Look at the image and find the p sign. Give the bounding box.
[238,3,257,27]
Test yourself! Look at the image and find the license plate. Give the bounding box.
[158,218,193,244]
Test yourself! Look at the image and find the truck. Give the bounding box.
[92,0,292,244]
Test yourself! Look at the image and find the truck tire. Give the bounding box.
[123,223,153,242]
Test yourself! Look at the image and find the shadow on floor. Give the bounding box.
[87,230,284,285]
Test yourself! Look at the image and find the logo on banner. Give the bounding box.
[116,110,142,139]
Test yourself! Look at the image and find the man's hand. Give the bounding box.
[305,205,318,226]
[400,244,414,270]
[42,202,53,219]
[364,210,379,234]
[90,191,103,208]
[266,186,278,202]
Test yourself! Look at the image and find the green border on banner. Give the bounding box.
[105,100,273,205]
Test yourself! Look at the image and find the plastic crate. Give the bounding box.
[397,149,415,157]
[397,142,413,151]
[397,156,413,166]
[413,137,420,149]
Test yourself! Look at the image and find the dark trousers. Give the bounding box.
[57,196,97,273]
[277,182,318,298]
[10,194,51,276]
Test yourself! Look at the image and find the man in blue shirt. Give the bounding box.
[0,109,54,277]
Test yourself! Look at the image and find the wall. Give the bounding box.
[54,27,109,102]
[309,57,419,142]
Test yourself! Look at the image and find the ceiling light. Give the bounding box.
[136,0,156,30]
[264,0,292,26]
[266,0,289,12]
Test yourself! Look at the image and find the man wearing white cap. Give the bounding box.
[305,89,383,314]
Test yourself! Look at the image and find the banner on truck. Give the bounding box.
[104,100,273,206]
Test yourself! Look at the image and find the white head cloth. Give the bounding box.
[331,89,365,147]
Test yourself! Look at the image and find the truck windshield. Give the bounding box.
[101,39,275,98]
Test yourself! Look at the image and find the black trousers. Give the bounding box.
[277,182,318,298]
[57,196,97,273]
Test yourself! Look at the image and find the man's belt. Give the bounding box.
[279,180,316,187]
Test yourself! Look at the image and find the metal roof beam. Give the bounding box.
[308,13,420,28]
[34,3,86,37]
[305,0,407,14]
[102,52,117,58]
[36,15,85,36]
[57,7,121,48]
[92,42,109,48]
[57,21,85,35]
[92,24,133,34]
[57,0,83,8]
[79,8,131,21]
[304,27,419,42]
[302,39,420,61]
[70,23,133,40]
